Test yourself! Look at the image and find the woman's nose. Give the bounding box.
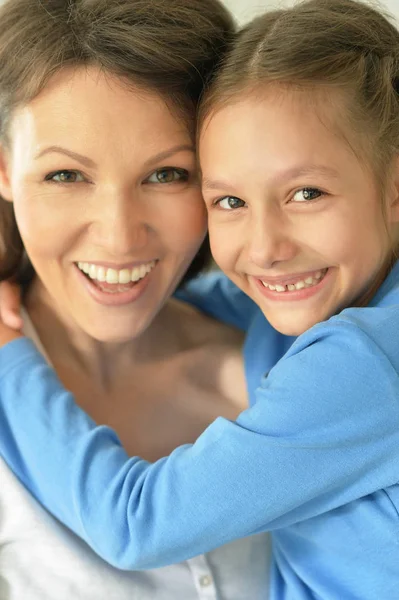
[89,189,150,257]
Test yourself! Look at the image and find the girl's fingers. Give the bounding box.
[0,281,23,330]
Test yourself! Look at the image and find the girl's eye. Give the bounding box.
[292,188,323,202]
[217,196,246,210]
[146,167,189,184]
[45,170,85,184]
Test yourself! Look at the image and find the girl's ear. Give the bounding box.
[0,144,13,202]
[388,155,399,224]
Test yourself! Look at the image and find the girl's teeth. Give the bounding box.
[77,261,156,285]
[261,269,327,293]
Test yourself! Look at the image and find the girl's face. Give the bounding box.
[0,67,206,342]
[200,88,399,336]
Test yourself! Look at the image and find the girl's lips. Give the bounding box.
[74,262,154,307]
[252,267,331,302]
[257,268,327,287]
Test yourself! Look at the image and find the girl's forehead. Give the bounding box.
[198,85,384,205]
[203,82,351,125]
[200,83,373,170]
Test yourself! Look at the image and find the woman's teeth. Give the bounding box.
[77,261,156,284]
[261,269,327,293]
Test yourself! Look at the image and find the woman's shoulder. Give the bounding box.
[176,270,258,331]
[168,297,248,411]
[170,294,245,349]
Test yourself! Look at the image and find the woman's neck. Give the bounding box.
[24,278,182,390]
[23,278,247,461]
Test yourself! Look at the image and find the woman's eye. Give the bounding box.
[292,188,323,202]
[45,170,85,183]
[147,167,189,184]
[217,196,246,210]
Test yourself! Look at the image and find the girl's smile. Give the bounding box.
[253,267,330,301]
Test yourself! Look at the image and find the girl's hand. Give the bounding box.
[0,321,22,346]
[0,281,23,346]
[0,281,23,330]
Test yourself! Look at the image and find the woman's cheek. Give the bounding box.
[13,189,78,261]
[164,191,207,252]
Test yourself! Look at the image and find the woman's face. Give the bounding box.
[0,67,206,342]
[200,87,399,337]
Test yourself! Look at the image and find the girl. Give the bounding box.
[0,0,272,598]
[1,0,399,597]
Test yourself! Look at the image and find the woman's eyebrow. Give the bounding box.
[34,146,96,169]
[143,144,195,168]
[34,143,195,170]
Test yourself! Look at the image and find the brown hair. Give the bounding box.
[200,0,399,189]
[0,0,235,284]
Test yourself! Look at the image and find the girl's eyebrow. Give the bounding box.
[201,177,230,192]
[202,165,340,192]
[271,165,340,184]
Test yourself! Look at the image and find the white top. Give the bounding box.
[0,311,271,599]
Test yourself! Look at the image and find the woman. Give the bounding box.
[0,0,271,598]
[1,1,399,599]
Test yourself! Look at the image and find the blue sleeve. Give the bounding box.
[175,271,258,331]
[1,322,399,570]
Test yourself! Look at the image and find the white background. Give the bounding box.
[222,0,399,24]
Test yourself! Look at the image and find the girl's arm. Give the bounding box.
[1,314,399,570]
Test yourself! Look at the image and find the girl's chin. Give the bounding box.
[262,308,330,337]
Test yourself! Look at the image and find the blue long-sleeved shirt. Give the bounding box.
[1,267,399,598]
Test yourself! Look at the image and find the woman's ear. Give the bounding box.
[0,144,13,202]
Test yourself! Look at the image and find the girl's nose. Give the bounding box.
[247,210,297,270]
